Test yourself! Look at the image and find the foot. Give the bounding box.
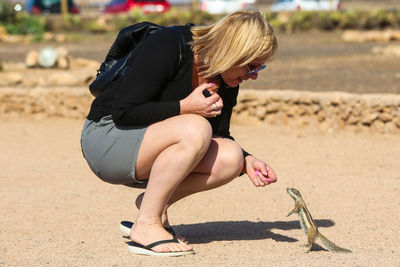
[130,222,193,253]
[135,192,186,242]
[120,221,177,237]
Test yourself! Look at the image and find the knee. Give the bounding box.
[216,141,244,179]
[179,114,212,153]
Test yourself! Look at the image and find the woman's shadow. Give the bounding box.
[149,219,335,245]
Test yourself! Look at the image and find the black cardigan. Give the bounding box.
[87,25,250,157]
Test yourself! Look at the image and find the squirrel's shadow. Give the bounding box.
[123,219,334,245]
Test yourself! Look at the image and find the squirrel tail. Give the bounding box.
[317,232,352,253]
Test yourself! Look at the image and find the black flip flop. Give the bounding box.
[127,236,195,257]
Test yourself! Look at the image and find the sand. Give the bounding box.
[1,118,400,266]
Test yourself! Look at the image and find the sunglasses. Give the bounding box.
[245,64,266,76]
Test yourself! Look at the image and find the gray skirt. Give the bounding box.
[80,115,148,187]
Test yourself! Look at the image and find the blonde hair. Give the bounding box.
[191,9,278,78]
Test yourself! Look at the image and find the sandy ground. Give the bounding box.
[1,117,400,266]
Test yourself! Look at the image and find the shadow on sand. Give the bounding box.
[123,219,335,245]
[172,219,335,244]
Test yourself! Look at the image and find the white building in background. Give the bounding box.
[270,0,341,12]
[199,0,256,14]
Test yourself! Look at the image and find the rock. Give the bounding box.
[265,102,280,113]
[20,78,38,87]
[365,31,390,42]
[25,50,39,68]
[57,56,70,69]
[1,34,24,43]
[312,104,321,114]
[231,110,261,125]
[386,30,400,41]
[55,34,67,43]
[342,30,363,43]
[392,32,400,41]
[379,113,392,123]
[347,115,360,125]
[43,32,55,42]
[285,105,298,117]
[84,73,97,84]
[365,95,382,109]
[340,106,352,121]
[384,122,397,134]
[393,117,400,128]
[56,47,70,69]
[254,106,267,120]
[47,72,78,86]
[69,57,100,69]
[239,93,258,102]
[361,112,378,125]
[371,120,385,134]
[298,94,312,105]
[0,72,23,86]
[342,30,400,43]
[317,110,326,122]
[329,92,343,106]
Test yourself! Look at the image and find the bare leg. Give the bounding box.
[133,135,244,248]
[131,114,212,253]
[167,137,244,204]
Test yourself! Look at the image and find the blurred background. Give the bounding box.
[1,3,399,265]
[9,0,399,15]
[0,0,399,94]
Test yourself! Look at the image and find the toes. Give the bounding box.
[170,242,191,252]
[180,242,193,251]
[153,242,189,253]
[131,223,193,253]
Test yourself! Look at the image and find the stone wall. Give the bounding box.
[1,87,400,134]
[234,89,400,134]
[0,87,93,120]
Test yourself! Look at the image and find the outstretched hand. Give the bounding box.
[244,156,277,187]
[179,83,223,118]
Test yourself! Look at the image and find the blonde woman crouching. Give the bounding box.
[81,8,278,256]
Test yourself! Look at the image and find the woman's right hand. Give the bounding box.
[180,83,224,118]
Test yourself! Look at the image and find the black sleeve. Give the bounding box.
[111,28,182,126]
[214,86,251,158]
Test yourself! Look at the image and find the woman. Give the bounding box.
[81,8,278,256]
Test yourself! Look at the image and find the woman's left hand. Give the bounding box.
[244,156,277,187]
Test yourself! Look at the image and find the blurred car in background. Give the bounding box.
[199,0,254,14]
[270,0,340,12]
[26,0,80,14]
[103,0,171,14]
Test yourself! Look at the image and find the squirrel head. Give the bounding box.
[286,187,302,199]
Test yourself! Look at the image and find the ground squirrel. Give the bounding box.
[286,187,352,253]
